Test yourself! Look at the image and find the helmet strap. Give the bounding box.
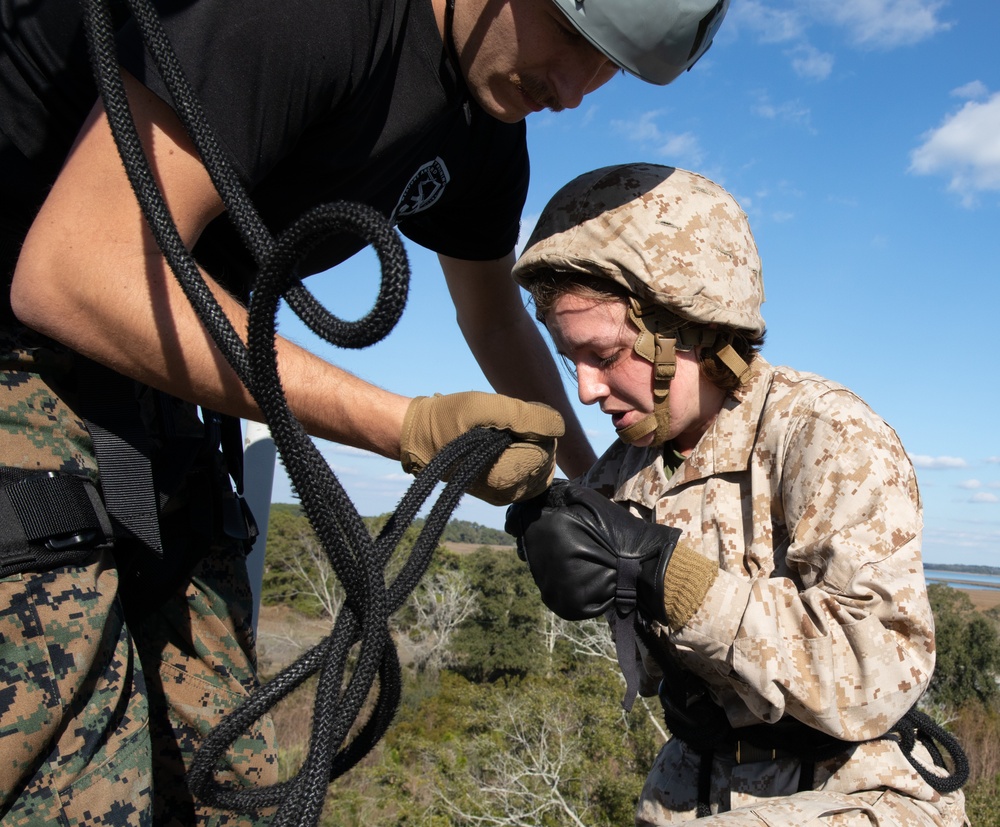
[713,342,751,384]
[620,299,678,447]
[619,299,752,447]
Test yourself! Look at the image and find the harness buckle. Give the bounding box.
[46,529,101,552]
[735,741,777,764]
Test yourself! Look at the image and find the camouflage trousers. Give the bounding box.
[635,738,968,827]
[0,329,278,825]
[636,790,966,827]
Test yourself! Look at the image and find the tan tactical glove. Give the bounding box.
[400,391,564,506]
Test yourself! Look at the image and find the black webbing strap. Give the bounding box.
[609,555,643,711]
[75,359,164,558]
[0,470,114,575]
[206,408,259,545]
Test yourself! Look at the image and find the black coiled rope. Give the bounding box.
[80,1,513,824]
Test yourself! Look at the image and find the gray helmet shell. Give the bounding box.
[513,163,765,336]
[550,0,730,86]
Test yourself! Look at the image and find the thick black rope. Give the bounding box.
[80,1,512,824]
[886,708,969,794]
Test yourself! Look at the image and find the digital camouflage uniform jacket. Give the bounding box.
[580,356,967,826]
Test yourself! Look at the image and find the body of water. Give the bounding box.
[924,570,1000,590]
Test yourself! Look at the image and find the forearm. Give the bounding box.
[13,196,408,457]
[11,75,409,458]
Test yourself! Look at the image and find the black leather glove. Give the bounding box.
[506,479,683,711]
[504,479,681,625]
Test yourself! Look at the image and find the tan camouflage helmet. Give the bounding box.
[513,163,765,334]
[514,163,766,446]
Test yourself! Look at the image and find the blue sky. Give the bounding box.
[263,0,1000,568]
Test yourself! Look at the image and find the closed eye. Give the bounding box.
[552,13,583,44]
[596,350,621,370]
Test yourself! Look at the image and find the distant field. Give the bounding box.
[961,587,1000,613]
[442,542,514,555]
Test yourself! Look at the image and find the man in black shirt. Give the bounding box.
[0,0,728,823]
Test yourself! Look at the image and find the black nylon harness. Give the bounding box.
[654,647,969,817]
[0,350,256,586]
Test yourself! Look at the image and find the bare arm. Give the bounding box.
[440,253,597,479]
[11,72,410,458]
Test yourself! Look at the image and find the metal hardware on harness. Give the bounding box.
[736,741,777,764]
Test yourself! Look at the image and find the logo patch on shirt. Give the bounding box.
[391,158,451,223]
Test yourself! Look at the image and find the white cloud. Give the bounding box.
[657,132,706,166]
[827,194,860,208]
[377,471,413,483]
[751,91,814,130]
[922,525,1000,562]
[789,43,834,80]
[731,0,806,44]
[959,479,982,490]
[811,0,952,49]
[612,110,667,142]
[327,461,362,476]
[970,492,1000,504]
[611,113,706,166]
[326,444,381,458]
[986,457,1000,464]
[909,90,1000,206]
[909,455,969,469]
[952,80,989,101]
[733,1,950,78]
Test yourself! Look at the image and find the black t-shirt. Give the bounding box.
[1,0,529,296]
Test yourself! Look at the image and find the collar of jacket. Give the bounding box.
[611,357,776,510]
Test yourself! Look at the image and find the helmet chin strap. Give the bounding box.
[617,298,751,448]
[616,407,669,445]
[618,299,678,447]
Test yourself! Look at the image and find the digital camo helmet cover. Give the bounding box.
[513,163,765,336]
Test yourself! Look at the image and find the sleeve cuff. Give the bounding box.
[662,544,718,631]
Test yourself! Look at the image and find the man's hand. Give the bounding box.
[400,391,564,506]
[504,479,680,623]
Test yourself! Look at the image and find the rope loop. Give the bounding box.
[887,709,970,794]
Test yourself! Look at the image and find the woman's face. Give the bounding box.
[546,292,725,453]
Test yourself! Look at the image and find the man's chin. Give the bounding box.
[478,95,532,124]
[470,81,540,123]
[491,108,531,124]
